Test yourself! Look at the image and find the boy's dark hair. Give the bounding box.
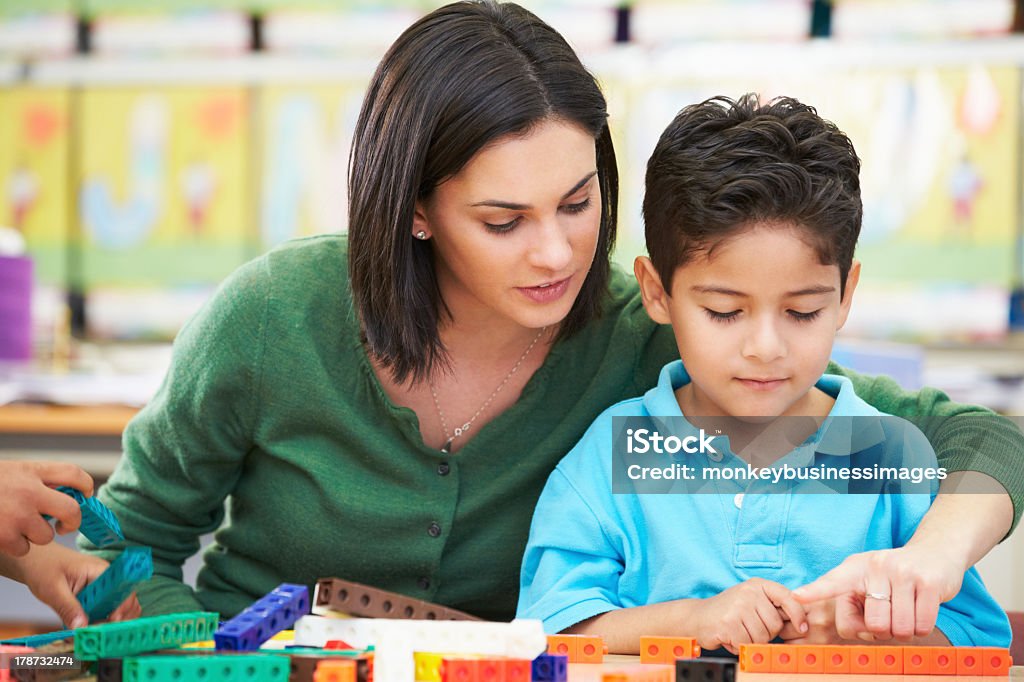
[348,0,618,385]
[643,94,862,296]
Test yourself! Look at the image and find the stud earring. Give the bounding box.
[415,230,428,240]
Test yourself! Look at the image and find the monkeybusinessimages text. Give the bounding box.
[623,427,948,486]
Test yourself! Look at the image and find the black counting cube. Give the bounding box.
[675,657,737,682]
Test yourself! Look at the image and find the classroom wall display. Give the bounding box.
[0,0,76,58]
[630,0,813,44]
[259,84,365,246]
[75,0,251,54]
[82,0,248,12]
[832,0,1013,39]
[77,86,252,288]
[262,8,424,54]
[593,56,1018,339]
[0,87,70,286]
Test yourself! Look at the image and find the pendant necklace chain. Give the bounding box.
[429,327,547,454]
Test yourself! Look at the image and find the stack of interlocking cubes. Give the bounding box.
[4,495,1011,682]
[0,593,553,682]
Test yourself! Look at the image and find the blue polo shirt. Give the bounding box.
[516,360,1010,647]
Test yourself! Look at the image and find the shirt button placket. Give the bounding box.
[423,457,455,600]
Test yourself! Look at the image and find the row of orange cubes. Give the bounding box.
[547,635,609,663]
[546,634,701,665]
[739,643,1012,676]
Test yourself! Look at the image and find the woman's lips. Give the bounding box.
[518,276,572,303]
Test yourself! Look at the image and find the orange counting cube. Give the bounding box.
[504,659,531,682]
[770,646,798,673]
[876,646,903,674]
[738,644,771,672]
[928,647,957,675]
[849,646,877,674]
[441,659,478,682]
[315,660,357,682]
[577,637,608,663]
[477,659,505,682]
[547,634,606,663]
[547,635,576,658]
[822,646,850,674]
[638,637,699,663]
[903,647,929,675]
[795,646,824,673]
[981,647,1012,676]
[956,648,984,676]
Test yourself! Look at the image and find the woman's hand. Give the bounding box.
[794,476,1012,642]
[793,545,964,641]
[2,543,141,628]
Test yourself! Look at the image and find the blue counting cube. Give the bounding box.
[214,583,310,651]
[532,654,568,682]
[55,486,124,547]
[77,546,153,621]
[55,486,86,503]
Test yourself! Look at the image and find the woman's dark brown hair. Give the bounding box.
[348,0,618,385]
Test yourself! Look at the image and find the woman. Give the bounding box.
[23,0,1020,643]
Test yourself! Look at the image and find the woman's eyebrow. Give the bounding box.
[469,170,598,209]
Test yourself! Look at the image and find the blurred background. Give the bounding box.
[1,0,1023,631]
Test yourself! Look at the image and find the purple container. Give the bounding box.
[0,255,33,361]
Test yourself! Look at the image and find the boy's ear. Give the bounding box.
[836,260,861,330]
[634,256,673,325]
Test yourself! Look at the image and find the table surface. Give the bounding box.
[0,403,138,435]
[574,655,1024,681]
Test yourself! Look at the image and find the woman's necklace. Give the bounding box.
[429,326,547,454]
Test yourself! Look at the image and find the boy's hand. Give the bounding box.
[5,543,141,628]
[0,461,94,556]
[778,598,844,644]
[690,578,807,653]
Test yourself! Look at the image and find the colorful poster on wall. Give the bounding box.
[600,60,1018,338]
[824,66,1017,282]
[259,84,366,247]
[77,86,251,288]
[0,87,70,285]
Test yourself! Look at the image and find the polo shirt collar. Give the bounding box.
[811,374,887,456]
[642,359,690,417]
[641,360,887,457]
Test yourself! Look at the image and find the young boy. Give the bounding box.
[515,95,1010,654]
